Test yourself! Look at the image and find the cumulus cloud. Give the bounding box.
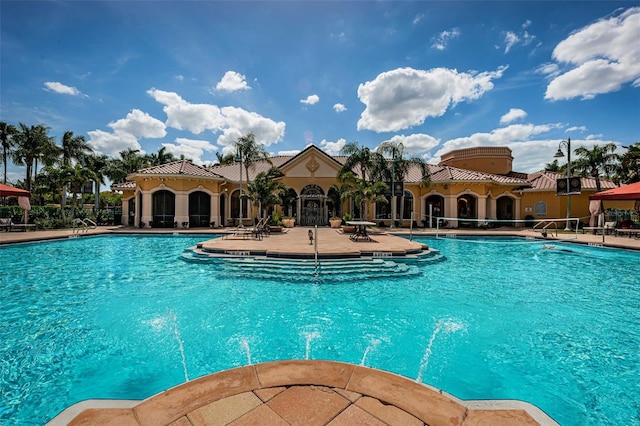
[319,138,347,156]
[376,134,440,155]
[499,108,527,124]
[277,149,302,156]
[161,138,216,165]
[87,129,141,157]
[357,66,506,133]
[43,81,82,96]
[215,71,251,92]
[434,123,560,158]
[503,31,519,54]
[545,7,640,100]
[148,88,226,134]
[300,94,319,105]
[216,106,286,149]
[108,109,166,138]
[432,28,460,50]
[333,103,347,112]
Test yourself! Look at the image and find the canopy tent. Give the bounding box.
[0,183,31,224]
[589,181,640,201]
[0,183,30,197]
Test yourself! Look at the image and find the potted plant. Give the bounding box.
[269,211,284,232]
[341,213,355,233]
[282,216,295,228]
[329,216,342,228]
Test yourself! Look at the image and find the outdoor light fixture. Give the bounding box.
[554,137,572,230]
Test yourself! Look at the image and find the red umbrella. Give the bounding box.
[589,181,640,200]
[0,183,30,197]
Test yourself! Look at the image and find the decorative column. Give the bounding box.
[141,191,153,228]
[174,192,189,227]
[211,193,219,228]
[445,195,458,228]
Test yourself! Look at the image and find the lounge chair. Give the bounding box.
[1,218,35,232]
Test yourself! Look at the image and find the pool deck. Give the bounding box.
[5,225,638,425]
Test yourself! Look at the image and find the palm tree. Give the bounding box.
[339,171,387,221]
[246,167,286,219]
[573,143,619,192]
[105,148,145,184]
[66,164,98,221]
[144,146,177,166]
[338,141,383,181]
[215,151,235,165]
[615,142,640,184]
[0,122,17,185]
[278,187,297,218]
[376,140,429,223]
[60,131,93,209]
[83,153,109,210]
[12,123,56,192]
[234,133,272,223]
[544,159,566,173]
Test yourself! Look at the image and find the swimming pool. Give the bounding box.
[1,234,638,425]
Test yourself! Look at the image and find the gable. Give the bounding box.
[280,145,342,178]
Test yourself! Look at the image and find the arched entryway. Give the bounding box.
[424,195,444,228]
[230,189,249,226]
[189,191,211,228]
[299,184,327,226]
[457,194,477,227]
[152,190,175,228]
[496,196,515,225]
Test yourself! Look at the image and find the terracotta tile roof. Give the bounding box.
[136,160,223,178]
[525,171,618,191]
[111,181,136,190]
[405,163,531,185]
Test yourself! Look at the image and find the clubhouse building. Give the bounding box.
[114,145,623,229]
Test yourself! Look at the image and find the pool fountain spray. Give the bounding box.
[170,312,189,382]
[240,337,252,365]
[360,338,381,366]
[416,319,465,383]
[303,331,320,360]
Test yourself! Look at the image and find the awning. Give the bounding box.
[589,181,640,201]
[0,183,30,197]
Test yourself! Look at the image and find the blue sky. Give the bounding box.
[1,1,639,184]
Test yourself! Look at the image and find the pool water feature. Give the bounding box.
[1,234,639,425]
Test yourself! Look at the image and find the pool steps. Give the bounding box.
[181,247,444,281]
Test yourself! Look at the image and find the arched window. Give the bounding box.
[425,195,444,227]
[402,190,413,219]
[230,190,249,226]
[152,190,175,228]
[189,191,211,227]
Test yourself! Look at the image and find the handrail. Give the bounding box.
[72,218,97,233]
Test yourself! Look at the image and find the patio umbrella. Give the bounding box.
[0,183,30,197]
[0,183,31,224]
[589,181,640,201]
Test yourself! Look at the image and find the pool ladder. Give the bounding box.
[72,218,97,233]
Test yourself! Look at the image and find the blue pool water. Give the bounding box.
[0,234,639,425]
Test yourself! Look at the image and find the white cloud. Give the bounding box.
[522,20,532,29]
[357,66,506,133]
[277,149,302,156]
[43,81,82,96]
[412,14,424,26]
[215,71,251,92]
[319,138,346,156]
[545,7,640,101]
[87,129,141,157]
[161,138,216,165]
[148,88,226,134]
[537,63,560,78]
[175,75,184,81]
[108,109,166,138]
[566,126,587,133]
[300,94,319,105]
[376,134,440,155]
[503,31,519,54]
[499,108,527,124]
[432,28,460,50]
[333,103,347,113]
[434,124,561,172]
